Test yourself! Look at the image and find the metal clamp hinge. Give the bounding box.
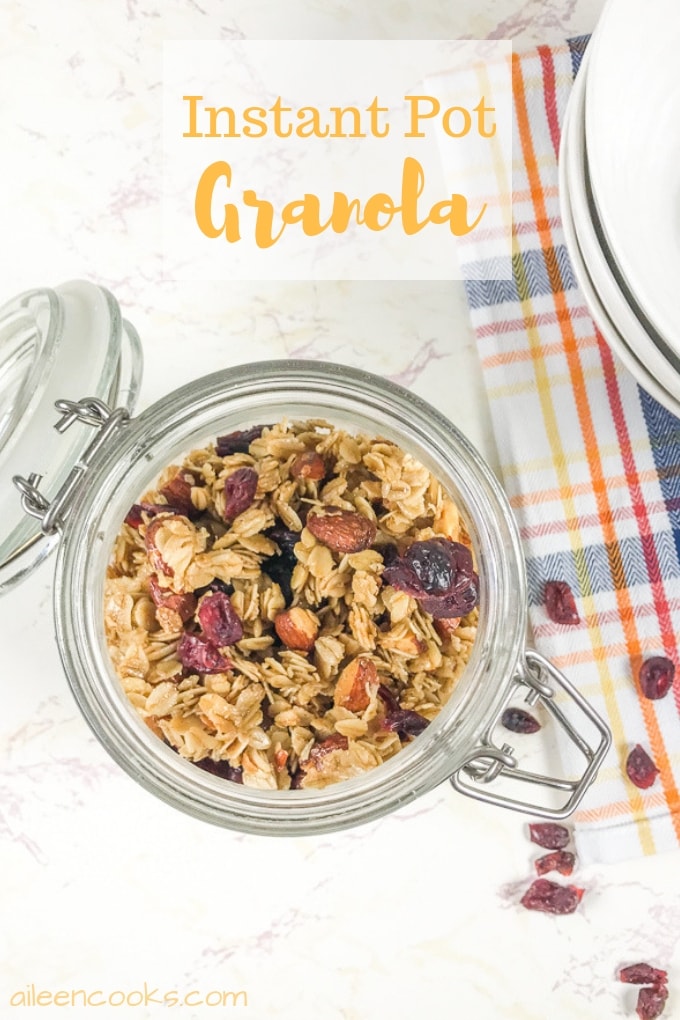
[449,649,612,819]
[13,397,130,535]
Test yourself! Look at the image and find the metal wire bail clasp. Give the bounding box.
[449,648,612,819]
[13,397,130,535]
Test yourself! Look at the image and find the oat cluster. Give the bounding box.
[104,419,478,790]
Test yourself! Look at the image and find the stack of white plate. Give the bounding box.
[559,0,680,415]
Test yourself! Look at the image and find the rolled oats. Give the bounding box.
[105,419,478,789]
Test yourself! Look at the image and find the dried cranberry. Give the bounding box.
[386,537,470,594]
[124,502,185,529]
[290,769,304,789]
[619,964,668,986]
[301,734,349,770]
[383,538,479,618]
[194,759,243,783]
[265,525,299,556]
[529,823,570,850]
[177,632,232,674]
[297,502,311,527]
[636,985,669,1020]
[380,709,430,738]
[197,590,243,646]
[124,504,152,529]
[193,579,235,599]
[148,575,196,623]
[535,851,575,877]
[381,543,399,568]
[377,684,400,713]
[263,550,297,603]
[502,707,541,734]
[159,472,200,519]
[520,879,583,915]
[224,467,258,519]
[216,424,270,457]
[639,657,675,701]
[544,580,580,625]
[417,589,479,618]
[626,744,659,789]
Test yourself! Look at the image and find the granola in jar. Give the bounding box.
[104,419,479,790]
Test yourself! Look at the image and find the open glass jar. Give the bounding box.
[7,281,611,836]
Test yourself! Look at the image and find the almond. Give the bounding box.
[144,716,165,740]
[274,607,319,651]
[149,575,196,622]
[307,508,377,554]
[434,617,461,643]
[334,656,379,711]
[433,499,460,540]
[290,450,326,481]
[143,514,178,577]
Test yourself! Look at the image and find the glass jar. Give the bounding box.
[7,284,611,836]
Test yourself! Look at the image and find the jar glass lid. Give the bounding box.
[0,279,143,591]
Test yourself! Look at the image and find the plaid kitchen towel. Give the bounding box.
[461,36,680,864]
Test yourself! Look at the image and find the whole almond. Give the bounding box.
[334,656,379,712]
[144,514,179,577]
[307,508,377,554]
[291,451,326,481]
[275,607,319,651]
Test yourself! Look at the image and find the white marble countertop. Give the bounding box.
[3,2,680,1018]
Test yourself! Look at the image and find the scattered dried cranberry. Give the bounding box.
[619,964,668,987]
[383,538,479,618]
[197,590,243,647]
[380,709,430,738]
[520,879,583,915]
[502,707,541,734]
[636,985,669,1020]
[177,632,232,674]
[535,850,575,877]
[159,472,200,519]
[626,744,659,789]
[216,425,270,457]
[224,467,258,519]
[639,657,675,701]
[544,580,580,625]
[148,575,196,622]
[529,823,570,850]
[194,759,243,783]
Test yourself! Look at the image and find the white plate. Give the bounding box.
[559,55,680,417]
[564,48,680,408]
[585,0,680,353]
